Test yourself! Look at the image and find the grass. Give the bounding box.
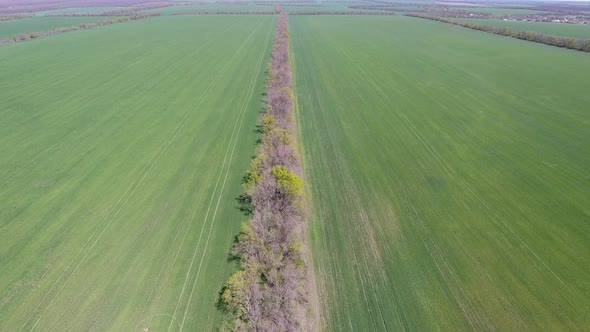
[290,15,590,331]
[0,15,274,331]
[459,18,590,39]
[0,16,114,39]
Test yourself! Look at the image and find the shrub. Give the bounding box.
[222,270,249,316]
[222,264,258,321]
[243,154,265,190]
[272,165,303,202]
[260,114,276,134]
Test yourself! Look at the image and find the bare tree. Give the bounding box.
[221,11,311,332]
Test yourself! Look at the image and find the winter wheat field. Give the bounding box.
[1,0,589,331]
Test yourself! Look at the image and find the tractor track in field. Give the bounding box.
[166,19,270,332]
[290,43,322,331]
[1,19,243,187]
[141,172,214,331]
[177,20,274,332]
[337,41,503,331]
[17,18,259,332]
[130,19,248,329]
[326,42,395,332]
[336,35,583,328]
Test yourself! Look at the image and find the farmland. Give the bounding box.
[1,1,590,331]
[0,15,274,331]
[291,15,590,331]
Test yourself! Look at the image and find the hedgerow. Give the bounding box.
[0,13,160,45]
[221,6,311,331]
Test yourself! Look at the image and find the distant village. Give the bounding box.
[420,5,590,25]
[503,15,590,25]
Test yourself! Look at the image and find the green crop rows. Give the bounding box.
[0,15,274,331]
[291,15,590,331]
[1,5,589,332]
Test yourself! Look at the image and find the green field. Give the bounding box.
[0,15,274,331]
[2,5,590,331]
[460,18,590,39]
[291,15,590,331]
[0,16,114,39]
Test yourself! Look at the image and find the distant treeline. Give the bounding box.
[290,10,396,15]
[0,0,153,15]
[168,0,317,3]
[247,0,316,3]
[0,0,318,16]
[407,13,590,53]
[0,12,160,45]
[281,3,325,7]
[418,6,493,19]
[170,11,275,15]
[45,10,138,17]
[220,8,312,332]
[348,5,401,12]
[0,14,34,21]
[0,0,279,15]
[43,3,173,17]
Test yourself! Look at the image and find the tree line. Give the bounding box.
[0,13,160,45]
[407,13,590,53]
[0,0,164,15]
[43,4,172,17]
[0,14,34,21]
[289,10,396,15]
[170,11,275,15]
[347,5,400,12]
[220,8,313,332]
